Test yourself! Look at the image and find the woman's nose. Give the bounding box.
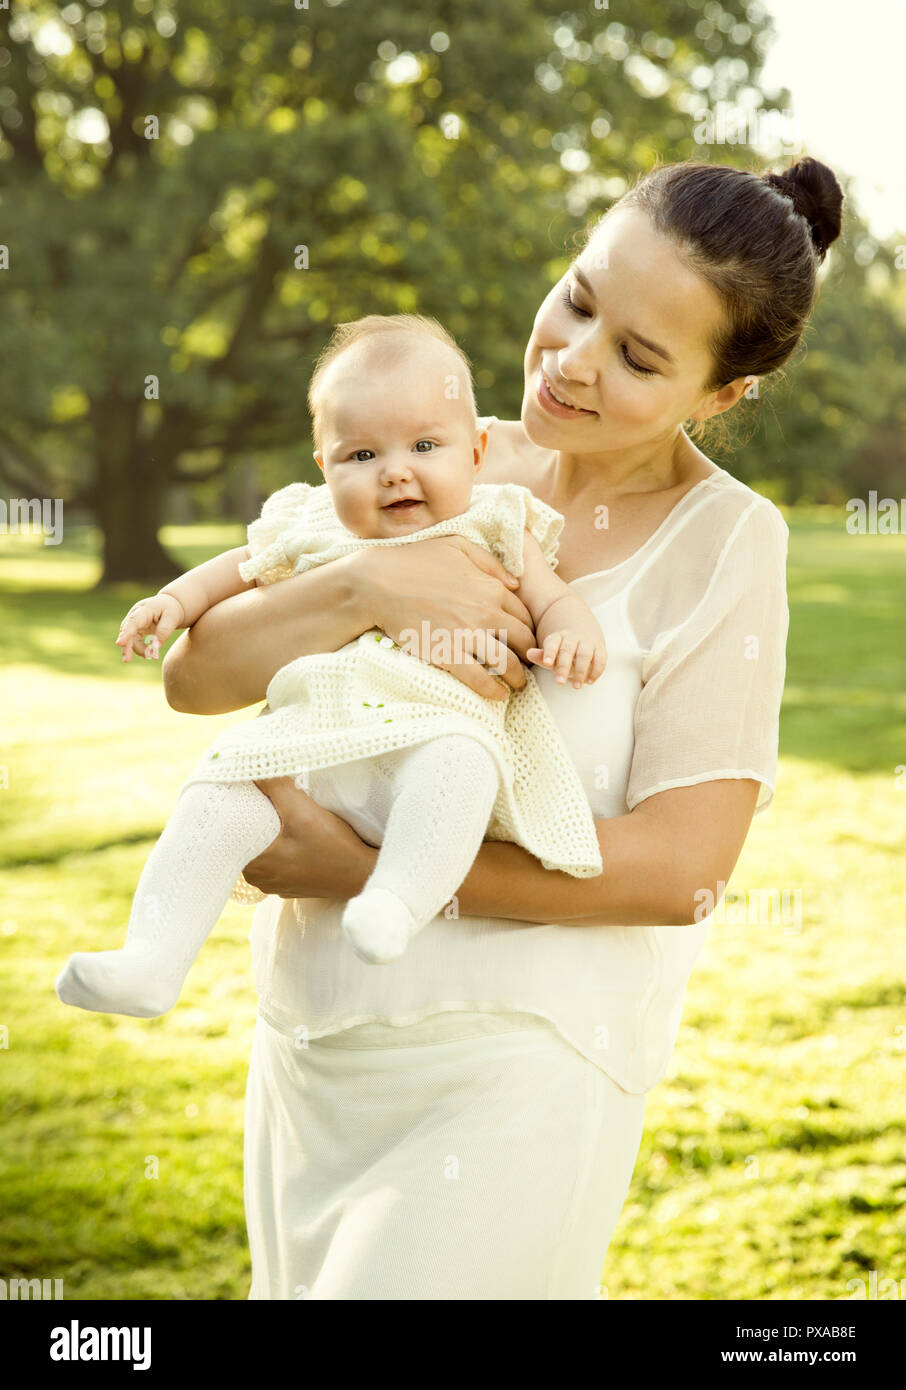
[557,347,597,386]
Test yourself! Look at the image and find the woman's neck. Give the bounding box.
[550,427,710,502]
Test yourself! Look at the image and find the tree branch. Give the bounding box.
[0,432,55,497]
[209,231,285,381]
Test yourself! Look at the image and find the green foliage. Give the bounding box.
[0,514,904,1298]
[3,0,856,581]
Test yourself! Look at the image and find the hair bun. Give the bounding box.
[764,156,844,260]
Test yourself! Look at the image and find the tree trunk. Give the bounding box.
[90,396,184,587]
[94,477,183,586]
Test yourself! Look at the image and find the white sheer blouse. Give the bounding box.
[247,463,790,1095]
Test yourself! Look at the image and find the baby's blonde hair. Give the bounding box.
[307,314,478,452]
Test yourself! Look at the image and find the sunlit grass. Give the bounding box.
[0,511,904,1299]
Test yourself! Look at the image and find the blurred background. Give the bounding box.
[0,0,903,1300]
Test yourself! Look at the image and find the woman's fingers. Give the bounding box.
[366,537,538,698]
[245,777,375,899]
[441,652,515,701]
[452,537,520,590]
[497,593,538,662]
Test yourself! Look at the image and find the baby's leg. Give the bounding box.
[55,781,281,1017]
[341,735,499,965]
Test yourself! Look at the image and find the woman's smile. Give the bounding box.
[537,368,597,420]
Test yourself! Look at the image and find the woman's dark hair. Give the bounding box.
[596,156,844,401]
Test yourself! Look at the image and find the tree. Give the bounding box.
[0,0,825,581]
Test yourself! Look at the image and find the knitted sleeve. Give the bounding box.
[485,483,564,577]
[238,482,316,586]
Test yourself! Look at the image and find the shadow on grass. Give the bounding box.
[2,512,905,770]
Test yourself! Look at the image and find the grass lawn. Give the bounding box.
[1,512,904,1300]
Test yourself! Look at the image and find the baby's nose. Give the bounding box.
[380,457,414,481]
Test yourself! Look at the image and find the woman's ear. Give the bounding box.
[689,375,754,422]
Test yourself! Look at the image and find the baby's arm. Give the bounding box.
[117,545,255,663]
[517,529,607,689]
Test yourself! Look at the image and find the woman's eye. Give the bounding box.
[351,449,374,461]
[561,283,591,318]
[620,344,656,378]
[413,440,435,452]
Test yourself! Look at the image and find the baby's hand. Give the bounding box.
[116,593,185,663]
[527,593,608,689]
[527,631,607,688]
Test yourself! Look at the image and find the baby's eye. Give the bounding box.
[413,440,435,453]
[351,449,375,462]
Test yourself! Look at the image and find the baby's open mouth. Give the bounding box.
[383,499,424,511]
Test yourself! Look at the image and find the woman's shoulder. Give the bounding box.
[694,465,789,546]
[479,418,553,487]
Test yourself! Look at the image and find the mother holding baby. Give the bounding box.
[163,157,842,1300]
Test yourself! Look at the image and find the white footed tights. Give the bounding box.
[55,734,501,1017]
[341,735,500,964]
[55,781,281,1017]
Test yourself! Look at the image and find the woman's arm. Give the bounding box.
[456,778,760,925]
[243,775,760,927]
[162,537,538,715]
[162,549,375,714]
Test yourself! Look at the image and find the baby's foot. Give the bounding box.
[55,944,180,1018]
[341,888,418,965]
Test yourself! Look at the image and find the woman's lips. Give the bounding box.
[536,370,596,419]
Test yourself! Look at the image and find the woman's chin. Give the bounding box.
[521,390,600,448]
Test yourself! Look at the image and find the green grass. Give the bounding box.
[1,512,904,1300]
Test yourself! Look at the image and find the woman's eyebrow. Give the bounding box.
[572,263,676,366]
[624,330,675,366]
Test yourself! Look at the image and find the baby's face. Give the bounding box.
[314,339,486,539]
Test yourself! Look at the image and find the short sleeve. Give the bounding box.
[239,482,315,585]
[481,483,563,576]
[522,487,563,570]
[626,499,789,815]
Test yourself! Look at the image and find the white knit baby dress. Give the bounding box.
[182,480,604,899]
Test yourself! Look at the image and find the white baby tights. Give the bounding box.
[55,780,282,1018]
[54,734,500,1017]
[341,734,500,964]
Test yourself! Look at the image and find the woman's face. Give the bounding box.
[522,206,733,456]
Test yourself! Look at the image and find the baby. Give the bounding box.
[55,314,607,1020]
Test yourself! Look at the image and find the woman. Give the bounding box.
[163,157,843,1300]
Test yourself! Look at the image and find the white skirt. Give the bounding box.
[243,1008,646,1300]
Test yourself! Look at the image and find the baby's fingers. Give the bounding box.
[569,642,598,688]
[587,645,608,683]
[128,633,157,662]
[553,635,579,684]
[150,613,177,648]
[115,621,140,662]
[533,634,563,673]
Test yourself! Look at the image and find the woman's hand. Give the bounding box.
[360,536,537,701]
[244,777,377,899]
